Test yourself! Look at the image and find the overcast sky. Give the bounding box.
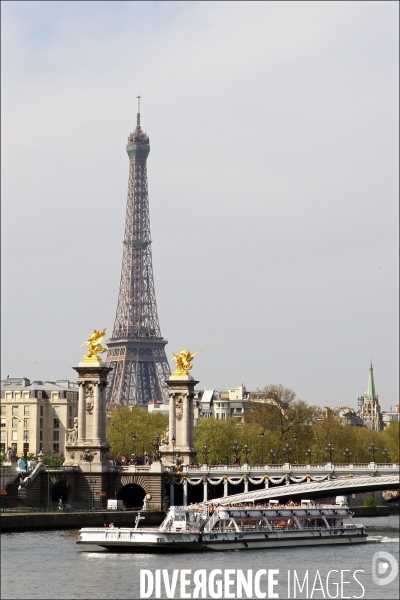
[2,1,398,410]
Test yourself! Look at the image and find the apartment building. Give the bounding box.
[1,377,78,456]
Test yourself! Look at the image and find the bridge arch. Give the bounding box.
[117,483,146,509]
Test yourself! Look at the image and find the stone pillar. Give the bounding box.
[203,479,208,502]
[244,476,249,493]
[169,394,176,444]
[64,361,111,472]
[183,480,188,506]
[93,382,101,441]
[160,375,199,466]
[224,478,228,497]
[182,394,189,448]
[78,382,86,441]
[101,384,107,442]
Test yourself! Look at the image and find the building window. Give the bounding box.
[1,418,5,428]
[24,405,30,415]
[5,392,12,399]
[40,406,44,416]
[0,443,5,452]
[11,431,18,441]
[12,406,18,416]
[0,431,5,441]
[53,431,59,441]
[23,431,29,442]
[68,419,72,429]
[53,443,59,453]
[23,418,30,429]
[53,419,60,429]
[12,417,19,428]
[0,406,6,416]
[40,418,43,429]
[23,442,29,452]
[14,393,21,400]
[39,431,43,441]
[73,407,77,417]
[51,392,59,400]
[39,443,43,451]
[53,406,60,417]
[69,406,72,416]
[23,392,29,399]
[37,392,42,399]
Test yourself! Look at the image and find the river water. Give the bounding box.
[1,516,398,599]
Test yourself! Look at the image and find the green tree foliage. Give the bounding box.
[379,422,400,463]
[363,496,377,507]
[106,406,168,461]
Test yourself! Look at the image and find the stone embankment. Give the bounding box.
[0,510,165,533]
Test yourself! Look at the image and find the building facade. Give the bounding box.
[1,377,78,456]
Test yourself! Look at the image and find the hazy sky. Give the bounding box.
[2,1,398,410]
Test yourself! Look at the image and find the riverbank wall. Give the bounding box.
[0,510,165,533]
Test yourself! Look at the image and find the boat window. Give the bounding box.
[174,514,186,522]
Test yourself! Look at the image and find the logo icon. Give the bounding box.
[372,551,398,586]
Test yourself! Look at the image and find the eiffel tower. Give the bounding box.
[105,98,171,405]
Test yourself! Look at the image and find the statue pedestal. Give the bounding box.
[64,441,110,472]
[160,375,198,466]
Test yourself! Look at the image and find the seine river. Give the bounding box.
[1,516,398,599]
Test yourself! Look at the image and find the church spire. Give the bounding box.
[366,361,376,399]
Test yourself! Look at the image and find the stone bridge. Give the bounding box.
[2,460,398,510]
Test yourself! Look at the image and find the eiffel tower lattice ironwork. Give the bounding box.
[105,99,171,405]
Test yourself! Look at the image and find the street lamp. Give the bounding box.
[260,431,265,464]
[203,445,210,466]
[243,444,250,464]
[305,448,313,464]
[343,448,351,463]
[325,443,335,463]
[382,447,391,463]
[231,440,241,465]
[171,435,176,463]
[283,443,292,463]
[293,434,298,463]
[368,441,377,463]
[268,449,276,464]
[132,433,136,456]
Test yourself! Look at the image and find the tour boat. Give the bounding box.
[76,500,367,551]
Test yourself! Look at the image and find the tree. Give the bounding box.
[106,406,168,461]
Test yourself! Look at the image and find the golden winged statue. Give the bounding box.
[171,349,200,376]
[81,328,107,362]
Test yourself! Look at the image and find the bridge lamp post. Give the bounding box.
[260,431,264,464]
[325,443,335,463]
[131,433,136,456]
[305,448,313,464]
[268,449,276,464]
[283,443,292,464]
[382,447,391,463]
[203,445,210,466]
[171,436,176,463]
[368,441,377,463]
[243,444,250,464]
[343,448,351,464]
